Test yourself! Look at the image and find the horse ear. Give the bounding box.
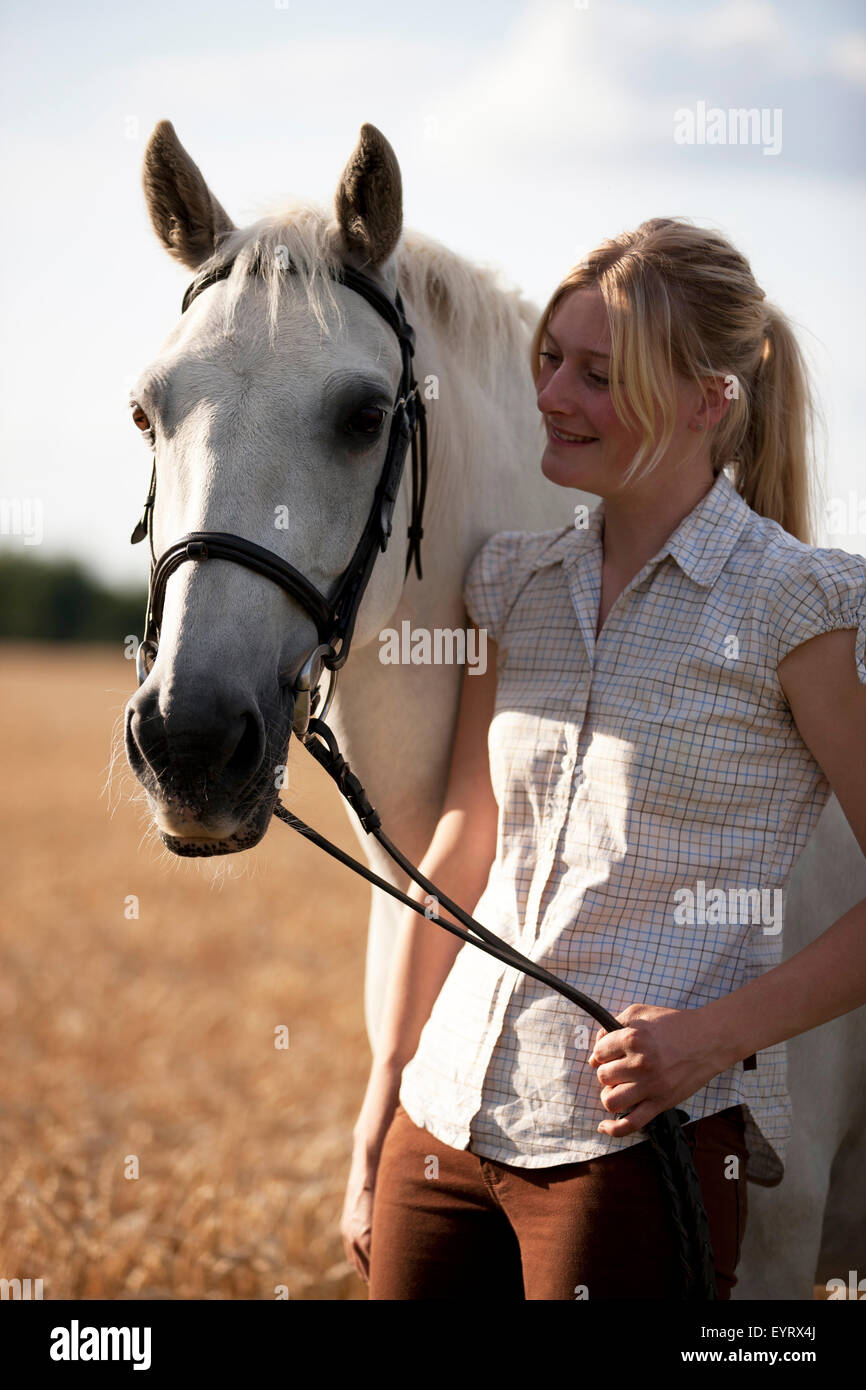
[142,120,235,269]
[334,123,403,270]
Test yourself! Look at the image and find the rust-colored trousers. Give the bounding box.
[368,1102,748,1300]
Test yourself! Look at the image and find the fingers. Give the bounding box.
[588,1024,629,1068]
[595,1076,646,1128]
[343,1227,372,1284]
[341,1178,375,1284]
[353,1234,371,1284]
[597,1100,658,1136]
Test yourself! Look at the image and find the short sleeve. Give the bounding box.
[763,545,866,684]
[462,531,531,644]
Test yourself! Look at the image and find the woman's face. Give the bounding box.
[536,286,705,498]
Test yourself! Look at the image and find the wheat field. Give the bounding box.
[1,645,837,1303]
[0,645,372,1300]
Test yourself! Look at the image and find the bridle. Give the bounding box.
[132,251,428,740]
[130,248,725,1301]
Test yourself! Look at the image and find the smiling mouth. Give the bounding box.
[548,424,598,444]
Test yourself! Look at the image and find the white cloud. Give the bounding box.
[418,3,643,155]
[828,32,866,85]
[2,0,864,582]
[678,0,786,52]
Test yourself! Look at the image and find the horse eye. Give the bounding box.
[345,405,386,436]
[131,404,152,434]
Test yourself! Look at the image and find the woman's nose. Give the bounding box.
[537,367,578,416]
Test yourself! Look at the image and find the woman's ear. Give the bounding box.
[691,375,736,431]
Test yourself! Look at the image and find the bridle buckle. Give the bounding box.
[291,643,338,740]
[136,638,158,686]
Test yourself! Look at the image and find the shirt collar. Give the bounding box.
[528,466,752,589]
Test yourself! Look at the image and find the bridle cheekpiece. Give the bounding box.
[130,249,428,739]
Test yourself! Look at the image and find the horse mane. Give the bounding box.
[194,202,541,389]
[397,227,541,389]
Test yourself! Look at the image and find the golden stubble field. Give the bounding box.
[0,644,372,1300]
[1,644,837,1303]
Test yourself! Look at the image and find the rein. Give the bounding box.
[131,247,724,1300]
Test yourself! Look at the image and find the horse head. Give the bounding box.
[124,121,420,856]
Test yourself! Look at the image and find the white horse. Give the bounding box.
[125,120,866,1300]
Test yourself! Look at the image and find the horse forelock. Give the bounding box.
[184,203,540,391]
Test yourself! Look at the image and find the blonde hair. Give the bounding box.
[530,218,820,543]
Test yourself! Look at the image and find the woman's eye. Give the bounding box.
[539,351,560,364]
[588,372,609,387]
[344,405,386,436]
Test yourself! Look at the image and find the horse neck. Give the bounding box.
[323,270,576,845]
[398,271,559,554]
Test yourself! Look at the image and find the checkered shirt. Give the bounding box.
[399,467,866,1185]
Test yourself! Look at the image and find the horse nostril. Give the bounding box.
[126,690,167,779]
[126,684,267,801]
[223,710,265,786]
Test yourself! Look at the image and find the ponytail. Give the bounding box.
[731,303,820,545]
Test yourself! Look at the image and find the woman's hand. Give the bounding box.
[341,1141,378,1284]
[587,1002,732,1136]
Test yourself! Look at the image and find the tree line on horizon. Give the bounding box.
[0,553,147,642]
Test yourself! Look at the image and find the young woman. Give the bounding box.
[341,218,866,1300]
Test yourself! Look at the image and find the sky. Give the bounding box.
[1,0,865,583]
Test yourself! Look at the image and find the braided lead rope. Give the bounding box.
[273,718,719,1300]
[645,1111,720,1300]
